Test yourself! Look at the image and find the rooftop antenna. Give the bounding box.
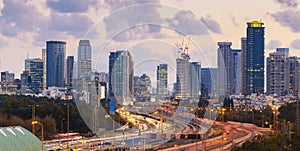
[185,36,191,55]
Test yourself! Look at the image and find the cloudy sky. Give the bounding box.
[0,0,300,80]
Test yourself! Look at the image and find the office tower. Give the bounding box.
[267,52,288,96]
[46,41,66,88]
[42,49,46,90]
[20,70,31,87]
[66,56,74,87]
[246,21,265,95]
[28,58,44,93]
[241,37,247,95]
[108,50,134,105]
[77,40,92,78]
[134,74,151,102]
[190,62,201,99]
[201,68,217,98]
[25,59,31,72]
[1,71,15,83]
[232,49,242,95]
[176,52,190,100]
[276,48,289,59]
[287,56,299,95]
[157,64,168,100]
[218,42,233,97]
[94,72,108,82]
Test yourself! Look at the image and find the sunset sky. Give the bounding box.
[0,0,300,80]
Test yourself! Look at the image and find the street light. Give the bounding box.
[32,121,44,151]
[29,104,39,134]
[221,108,226,123]
[260,110,264,128]
[250,109,254,124]
[64,103,70,149]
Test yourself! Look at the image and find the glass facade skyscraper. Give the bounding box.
[108,50,134,105]
[46,41,66,88]
[157,64,168,100]
[232,49,242,95]
[66,56,74,87]
[28,58,44,93]
[77,40,92,79]
[246,21,265,95]
[218,42,233,97]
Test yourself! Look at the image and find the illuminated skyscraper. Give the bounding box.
[267,52,288,96]
[157,64,168,100]
[28,58,44,93]
[246,21,265,95]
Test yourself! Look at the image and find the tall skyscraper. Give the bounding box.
[267,52,288,96]
[176,52,190,100]
[287,56,299,95]
[134,74,151,102]
[28,58,44,93]
[77,40,92,78]
[246,21,265,95]
[190,62,201,99]
[218,42,233,97]
[66,56,74,87]
[42,49,47,90]
[201,68,217,98]
[232,49,242,95]
[108,50,134,105]
[46,41,66,88]
[241,37,247,95]
[157,64,168,100]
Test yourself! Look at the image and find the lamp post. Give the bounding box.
[29,104,39,134]
[250,109,254,124]
[260,110,264,127]
[64,103,70,149]
[221,108,226,123]
[32,121,44,151]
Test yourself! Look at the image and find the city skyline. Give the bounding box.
[0,0,300,78]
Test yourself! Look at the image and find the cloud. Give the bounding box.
[0,0,46,37]
[200,15,223,34]
[103,2,162,42]
[266,40,282,50]
[47,0,98,13]
[274,0,298,8]
[291,39,300,49]
[166,10,210,35]
[49,12,93,38]
[229,14,239,27]
[270,10,300,32]
[103,0,159,11]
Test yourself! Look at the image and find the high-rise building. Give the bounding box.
[246,21,265,95]
[241,37,247,95]
[176,52,190,99]
[66,56,74,87]
[28,58,44,93]
[46,41,66,88]
[276,48,289,59]
[42,49,47,90]
[77,40,92,79]
[201,68,217,98]
[108,50,134,105]
[134,74,151,102]
[287,56,299,95]
[157,64,168,100]
[20,70,30,88]
[1,71,15,83]
[267,52,288,96]
[218,42,233,97]
[189,62,201,99]
[232,49,242,95]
